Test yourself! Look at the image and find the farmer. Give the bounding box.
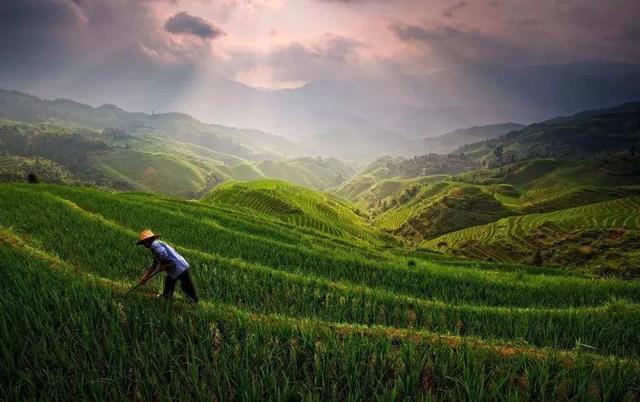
[136,229,198,303]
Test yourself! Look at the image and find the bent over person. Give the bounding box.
[136,229,198,302]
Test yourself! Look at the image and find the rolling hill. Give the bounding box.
[0,91,360,194]
[28,61,640,142]
[203,180,385,245]
[0,89,303,160]
[418,123,524,154]
[423,196,640,277]
[328,101,640,272]
[0,119,225,197]
[374,183,515,243]
[219,157,355,190]
[456,102,640,164]
[333,155,640,272]
[0,155,75,183]
[3,182,640,400]
[0,120,358,196]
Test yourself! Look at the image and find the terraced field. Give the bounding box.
[220,157,355,191]
[423,197,640,263]
[204,180,386,246]
[3,183,640,400]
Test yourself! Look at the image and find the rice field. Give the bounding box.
[204,179,386,245]
[423,196,640,261]
[2,183,640,401]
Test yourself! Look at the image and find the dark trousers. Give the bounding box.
[161,270,198,302]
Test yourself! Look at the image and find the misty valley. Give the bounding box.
[2,1,640,399]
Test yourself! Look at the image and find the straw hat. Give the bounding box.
[136,229,160,245]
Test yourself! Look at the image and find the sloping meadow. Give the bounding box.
[2,183,640,401]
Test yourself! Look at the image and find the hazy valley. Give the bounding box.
[3,2,640,397]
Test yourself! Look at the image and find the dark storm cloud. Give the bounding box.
[0,0,87,27]
[389,21,529,65]
[0,0,210,72]
[0,0,209,110]
[1,0,640,99]
[442,1,467,18]
[164,12,224,40]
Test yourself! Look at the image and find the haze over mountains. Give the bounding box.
[12,62,640,145]
[6,1,640,399]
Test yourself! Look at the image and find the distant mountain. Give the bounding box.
[391,62,640,138]
[15,62,640,146]
[418,123,524,154]
[0,90,361,195]
[251,62,640,140]
[308,124,414,160]
[0,89,303,161]
[216,61,640,140]
[333,154,480,207]
[456,101,640,164]
[306,122,523,161]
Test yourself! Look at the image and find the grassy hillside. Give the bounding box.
[204,180,384,245]
[0,120,227,197]
[423,196,640,276]
[333,157,640,271]
[456,102,640,165]
[221,157,355,190]
[333,154,479,207]
[419,123,524,154]
[90,150,212,197]
[0,89,304,160]
[374,183,514,242]
[3,183,640,400]
[0,119,357,195]
[0,155,75,183]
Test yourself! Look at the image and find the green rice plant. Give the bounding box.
[14,184,640,311]
[2,240,640,401]
[3,182,640,400]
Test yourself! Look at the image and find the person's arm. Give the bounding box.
[138,260,158,285]
[140,241,173,284]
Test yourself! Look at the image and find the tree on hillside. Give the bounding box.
[494,145,504,159]
[27,172,39,184]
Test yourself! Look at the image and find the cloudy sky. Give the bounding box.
[1,0,639,94]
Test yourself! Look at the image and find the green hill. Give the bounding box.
[374,183,514,242]
[0,119,357,196]
[0,155,75,183]
[204,180,384,245]
[419,123,524,154]
[456,102,640,164]
[3,182,640,400]
[220,157,355,190]
[333,157,640,271]
[333,153,480,208]
[0,89,303,160]
[423,196,640,276]
[0,120,226,197]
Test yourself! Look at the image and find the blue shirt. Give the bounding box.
[150,240,189,279]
